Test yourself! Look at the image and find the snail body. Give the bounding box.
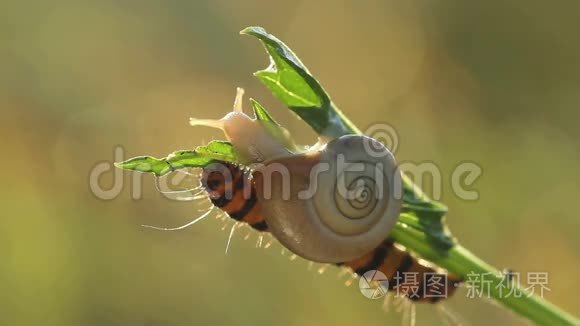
[190,88,296,164]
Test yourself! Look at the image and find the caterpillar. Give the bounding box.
[201,161,462,303]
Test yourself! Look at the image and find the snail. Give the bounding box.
[191,87,402,263]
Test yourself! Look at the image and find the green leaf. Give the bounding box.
[249,98,298,153]
[114,156,173,176]
[241,26,357,138]
[115,141,236,176]
[241,27,326,106]
[250,98,279,125]
[194,140,236,161]
[254,70,322,107]
[399,208,455,252]
[164,151,215,171]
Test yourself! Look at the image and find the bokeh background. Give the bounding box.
[1,1,579,325]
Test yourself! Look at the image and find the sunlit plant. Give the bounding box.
[116,26,578,325]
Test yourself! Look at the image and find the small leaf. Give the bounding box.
[165,150,215,171]
[115,141,237,176]
[396,211,455,253]
[241,26,356,137]
[197,141,236,160]
[241,26,326,106]
[114,156,173,176]
[255,69,321,107]
[250,98,279,125]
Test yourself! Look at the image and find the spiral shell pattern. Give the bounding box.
[255,134,402,263]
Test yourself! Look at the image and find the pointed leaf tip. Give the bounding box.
[241,24,341,137]
[250,98,279,125]
[240,26,266,36]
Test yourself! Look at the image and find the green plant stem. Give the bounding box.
[329,104,578,325]
[391,230,577,325]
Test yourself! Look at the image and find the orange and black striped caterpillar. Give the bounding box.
[201,161,462,303]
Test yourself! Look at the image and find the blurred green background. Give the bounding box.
[1,1,579,325]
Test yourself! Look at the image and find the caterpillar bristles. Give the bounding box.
[394,295,407,313]
[224,222,238,254]
[255,235,263,248]
[317,265,329,275]
[336,267,350,279]
[289,254,297,261]
[264,233,274,249]
[437,303,468,326]
[344,273,358,287]
[401,300,416,326]
[382,292,394,312]
[141,209,213,231]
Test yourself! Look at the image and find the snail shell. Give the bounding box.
[253,134,402,263]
